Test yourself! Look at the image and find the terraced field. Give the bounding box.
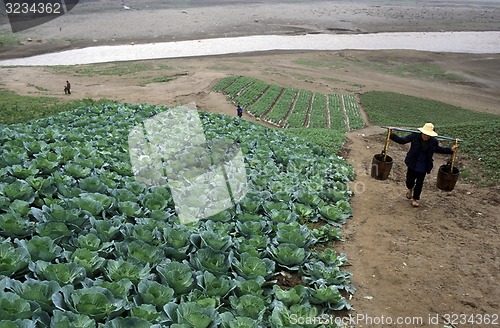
[214,76,365,131]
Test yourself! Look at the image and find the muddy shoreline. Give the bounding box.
[1,0,499,60]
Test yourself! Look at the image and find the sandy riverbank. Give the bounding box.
[1,0,500,59]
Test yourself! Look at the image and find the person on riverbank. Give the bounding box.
[64,81,71,95]
[390,123,458,207]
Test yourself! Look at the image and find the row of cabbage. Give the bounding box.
[307,94,327,129]
[214,76,364,130]
[342,95,364,130]
[0,103,355,327]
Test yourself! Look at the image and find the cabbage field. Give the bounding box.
[214,76,364,131]
[0,102,356,327]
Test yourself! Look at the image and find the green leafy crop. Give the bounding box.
[0,102,355,325]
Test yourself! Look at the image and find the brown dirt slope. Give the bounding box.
[341,127,498,327]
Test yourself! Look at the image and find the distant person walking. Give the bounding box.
[236,105,243,118]
[390,123,458,207]
[64,80,71,95]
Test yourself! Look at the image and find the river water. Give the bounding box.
[1,31,499,66]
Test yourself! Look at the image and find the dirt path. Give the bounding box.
[340,126,499,327]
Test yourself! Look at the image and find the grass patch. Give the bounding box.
[294,56,464,82]
[209,64,245,71]
[293,58,346,70]
[360,91,500,184]
[0,89,108,124]
[51,62,173,77]
[27,83,49,92]
[359,91,496,127]
[438,121,500,184]
[400,63,464,81]
[140,72,189,86]
[285,128,347,156]
[0,31,20,47]
[372,62,464,81]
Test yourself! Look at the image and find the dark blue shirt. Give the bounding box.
[414,140,430,173]
[390,133,453,174]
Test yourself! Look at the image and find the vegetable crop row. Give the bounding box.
[343,95,364,130]
[264,88,298,126]
[234,81,269,108]
[308,93,328,129]
[247,85,283,118]
[328,94,347,132]
[285,90,312,128]
[215,76,366,132]
[222,76,256,96]
[212,76,238,92]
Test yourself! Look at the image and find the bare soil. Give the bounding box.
[0,1,499,326]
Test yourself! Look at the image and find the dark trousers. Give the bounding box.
[406,167,426,200]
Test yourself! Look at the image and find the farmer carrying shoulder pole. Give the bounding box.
[390,123,458,207]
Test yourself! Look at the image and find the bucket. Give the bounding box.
[436,164,460,191]
[371,153,393,180]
